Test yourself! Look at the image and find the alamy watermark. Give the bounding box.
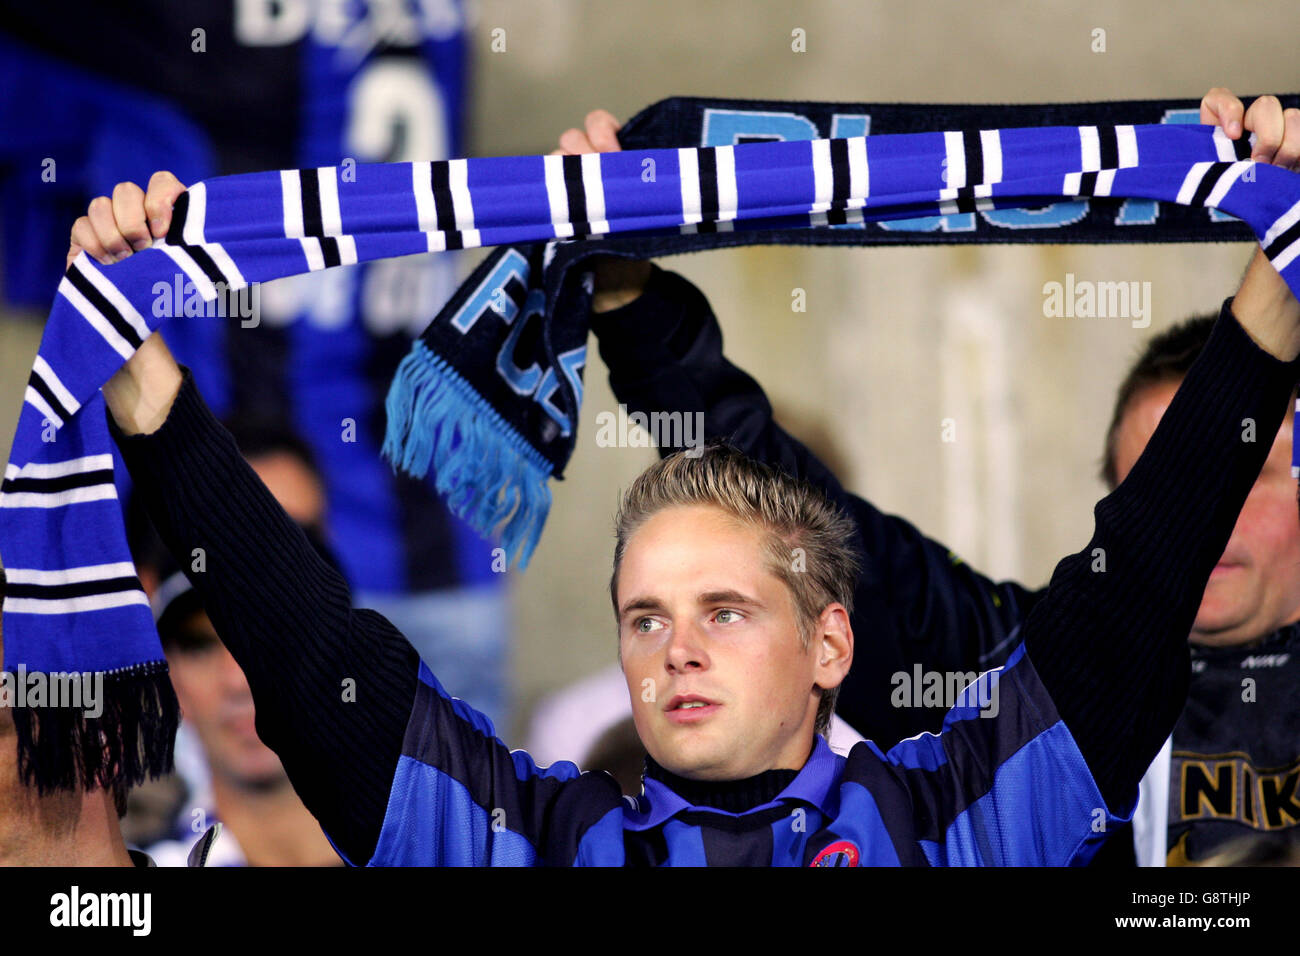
[1042,273,1151,329]
[50,886,150,936]
[0,665,103,718]
[594,404,704,458]
[890,665,999,718]
[152,275,260,328]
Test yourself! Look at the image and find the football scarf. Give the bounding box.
[4,98,1300,795]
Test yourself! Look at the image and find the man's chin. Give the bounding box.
[649,740,735,781]
[217,752,291,792]
[1191,607,1257,645]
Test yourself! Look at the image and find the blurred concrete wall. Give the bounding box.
[1,0,1297,742]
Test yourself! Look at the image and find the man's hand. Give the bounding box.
[552,110,653,313]
[1202,89,1300,361]
[72,172,188,435]
[67,170,187,271]
[1201,88,1300,170]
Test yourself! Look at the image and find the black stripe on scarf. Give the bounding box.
[697,146,719,234]
[164,191,190,245]
[1190,162,1234,208]
[430,161,464,251]
[827,137,851,225]
[27,369,75,423]
[6,576,142,601]
[1098,125,1119,170]
[561,153,590,239]
[297,169,343,267]
[1265,220,1300,263]
[64,267,143,350]
[1,468,114,495]
[178,243,230,287]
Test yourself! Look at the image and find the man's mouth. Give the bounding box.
[665,695,720,723]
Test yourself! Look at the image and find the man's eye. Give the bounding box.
[635,618,663,633]
[715,609,741,624]
[172,630,221,655]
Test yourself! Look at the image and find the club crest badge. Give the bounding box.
[809,840,860,867]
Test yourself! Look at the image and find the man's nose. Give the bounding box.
[664,618,709,672]
[216,645,253,694]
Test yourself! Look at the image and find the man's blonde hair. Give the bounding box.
[610,443,860,738]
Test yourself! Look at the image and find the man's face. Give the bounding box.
[249,451,325,526]
[168,611,287,788]
[1112,380,1300,646]
[615,504,843,780]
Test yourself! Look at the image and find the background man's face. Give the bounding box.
[1113,380,1300,646]
[615,504,821,780]
[169,611,287,788]
[250,451,326,526]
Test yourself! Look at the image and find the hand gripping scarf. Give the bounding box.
[3,96,1300,794]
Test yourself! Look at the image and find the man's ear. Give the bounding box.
[813,603,853,689]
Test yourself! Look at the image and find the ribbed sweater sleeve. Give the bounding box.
[1022,298,1300,810]
[108,365,420,865]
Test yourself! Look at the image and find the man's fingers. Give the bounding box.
[1277,108,1300,172]
[86,196,133,263]
[1245,94,1285,164]
[584,109,622,152]
[144,170,187,239]
[558,127,597,154]
[556,111,622,155]
[112,181,151,253]
[67,217,107,270]
[1201,87,1243,135]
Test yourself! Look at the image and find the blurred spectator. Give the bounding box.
[1,0,514,734]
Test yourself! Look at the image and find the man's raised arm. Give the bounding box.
[90,173,615,867]
[1018,89,1300,812]
[104,329,421,865]
[80,172,415,864]
[1021,245,1300,815]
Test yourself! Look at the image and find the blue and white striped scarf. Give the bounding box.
[3,117,1300,793]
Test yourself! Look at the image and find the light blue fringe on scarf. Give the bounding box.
[383,339,554,569]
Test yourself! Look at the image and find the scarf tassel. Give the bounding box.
[10,661,179,795]
[383,339,553,570]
